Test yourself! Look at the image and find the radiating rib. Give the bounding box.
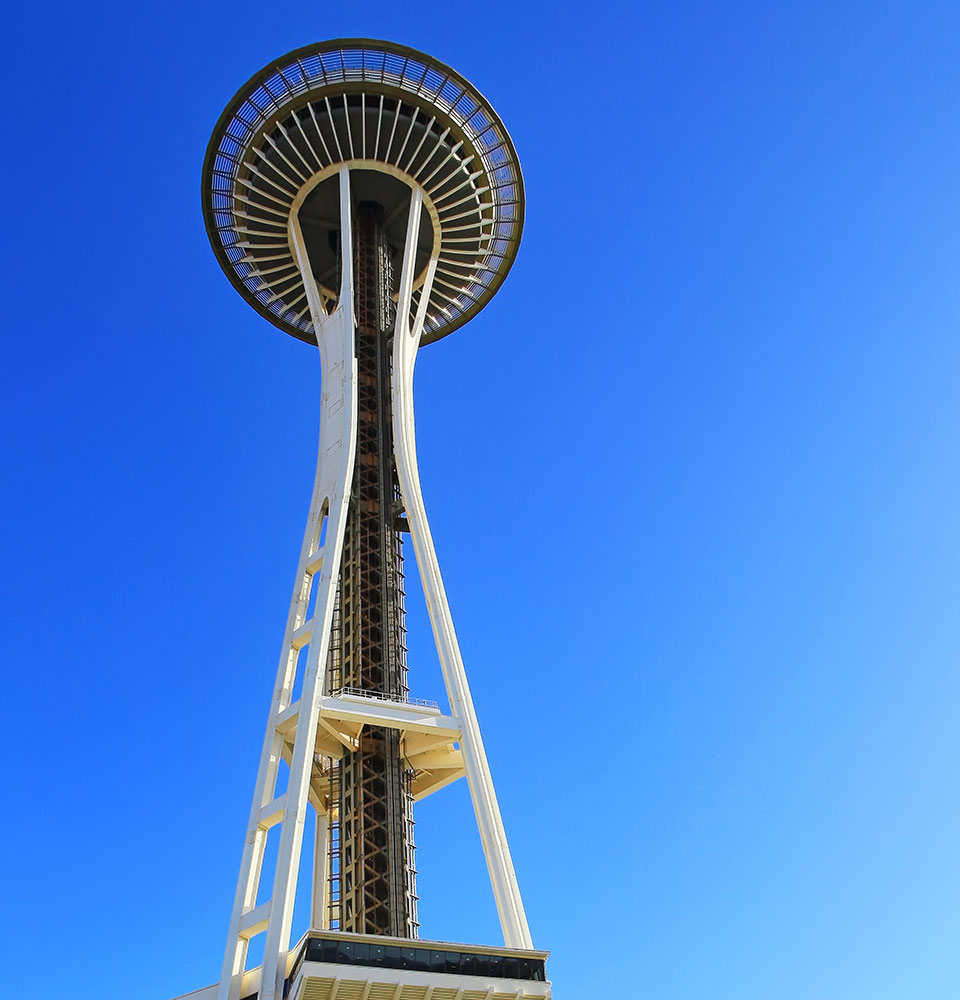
[383,98,403,162]
[392,107,420,167]
[291,113,326,171]
[233,206,289,227]
[246,162,298,199]
[402,115,437,174]
[323,97,344,160]
[432,183,487,212]
[418,143,463,188]
[233,192,290,217]
[251,262,299,278]
[341,94,355,159]
[307,103,334,164]
[360,94,366,159]
[262,133,309,184]
[373,95,384,159]
[276,120,315,177]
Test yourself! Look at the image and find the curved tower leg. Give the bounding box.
[391,188,534,950]
[216,166,358,1000]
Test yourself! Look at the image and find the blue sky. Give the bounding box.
[2,2,959,997]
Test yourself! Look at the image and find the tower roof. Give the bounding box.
[202,39,524,346]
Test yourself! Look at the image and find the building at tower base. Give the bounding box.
[175,931,549,1000]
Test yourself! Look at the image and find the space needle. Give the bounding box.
[173,38,551,1000]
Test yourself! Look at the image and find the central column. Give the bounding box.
[331,199,418,938]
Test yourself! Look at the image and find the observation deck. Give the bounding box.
[202,38,524,346]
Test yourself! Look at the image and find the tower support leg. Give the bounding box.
[216,166,358,1000]
[390,188,534,951]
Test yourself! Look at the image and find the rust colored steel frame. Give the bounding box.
[329,201,418,939]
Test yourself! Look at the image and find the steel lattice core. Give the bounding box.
[332,202,417,937]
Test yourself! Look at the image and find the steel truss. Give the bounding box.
[336,200,417,939]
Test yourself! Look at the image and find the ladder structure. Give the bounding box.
[184,38,550,1000]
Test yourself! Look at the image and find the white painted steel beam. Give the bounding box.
[216,165,359,1000]
[390,189,534,950]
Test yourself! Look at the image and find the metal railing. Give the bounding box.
[332,685,439,711]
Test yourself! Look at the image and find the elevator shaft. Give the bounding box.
[331,201,418,938]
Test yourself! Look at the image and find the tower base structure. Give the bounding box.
[174,931,549,1000]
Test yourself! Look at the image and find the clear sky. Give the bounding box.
[2,2,959,997]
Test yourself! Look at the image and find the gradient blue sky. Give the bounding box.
[2,2,959,997]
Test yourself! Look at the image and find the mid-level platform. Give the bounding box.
[174,929,551,1000]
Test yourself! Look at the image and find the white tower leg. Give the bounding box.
[391,188,534,950]
[216,166,358,1000]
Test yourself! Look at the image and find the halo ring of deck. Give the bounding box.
[202,38,524,346]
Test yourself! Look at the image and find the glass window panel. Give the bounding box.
[488,955,504,978]
[400,947,417,970]
[458,952,476,976]
[412,947,430,973]
[504,957,519,979]
[353,942,369,962]
[384,947,402,969]
[430,950,446,973]
[368,944,385,966]
[337,942,354,963]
